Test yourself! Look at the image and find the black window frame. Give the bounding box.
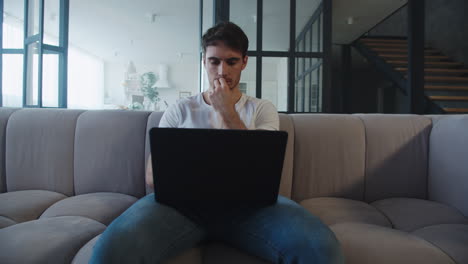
[0,0,69,108]
[202,0,331,113]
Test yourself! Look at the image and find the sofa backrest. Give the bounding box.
[290,114,366,202]
[5,109,84,196]
[3,109,150,198]
[290,114,432,203]
[3,108,465,211]
[358,114,432,202]
[0,108,20,193]
[73,110,150,197]
[428,115,468,217]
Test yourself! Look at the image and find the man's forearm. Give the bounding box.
[146,157,154,189]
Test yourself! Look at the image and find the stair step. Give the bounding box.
[424,76,468,82]
[429,95,468,101]
[372,48,439,54]
[379,54,450,60]
[425,85,468,91]
[361,38,407,43]
[396,68,468,74]
[388,60,463,67]
[443,108,468,113]
[365,43,410,48]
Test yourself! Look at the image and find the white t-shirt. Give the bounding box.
[159,93,279,130]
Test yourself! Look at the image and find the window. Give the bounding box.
[206,0,329,112]
[1,0,68,108]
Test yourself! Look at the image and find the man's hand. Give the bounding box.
[208,78,247,129]
[209,78,236,113]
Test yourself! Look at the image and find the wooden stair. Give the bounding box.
[428,95,468,101]
[387,61,463,67]
[396,68,468,75]
[371,48,439,54]
[443,108,468,113]
[425,85,468,91]
[379,54,450,60]
[359,37,468,114]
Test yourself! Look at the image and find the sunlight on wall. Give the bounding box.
[67,47,104,109]
[2,22,23,107]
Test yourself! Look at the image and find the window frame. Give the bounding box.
[206,0,331,113]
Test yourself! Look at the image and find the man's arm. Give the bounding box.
[146,157,154,189]
[146,104,180,188]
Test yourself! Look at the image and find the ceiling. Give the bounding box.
[332,0,407,44]
[3,0,408,64]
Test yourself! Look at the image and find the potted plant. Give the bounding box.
[140,71,160,110]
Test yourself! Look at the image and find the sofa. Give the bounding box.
[0,107,467,264]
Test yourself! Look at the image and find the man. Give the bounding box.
[90,22,343,264]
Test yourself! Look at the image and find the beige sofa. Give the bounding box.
[0,108,467,264]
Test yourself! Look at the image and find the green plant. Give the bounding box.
[140,72,160,103]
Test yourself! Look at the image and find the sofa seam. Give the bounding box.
[368,202,395,229]
[425,117,433,201]
[410,231,458,264]
[288,114,297,202]
[72,110,87,197]
[354,115,367,202]
[2,108,22,193]
[0,214,17,223]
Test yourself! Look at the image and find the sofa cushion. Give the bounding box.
[0,108,20,193]
[72,234,204,264]
[74,110,150,197]
[357,114,432,202]
[331,223,455,264]
[412,224,468,264]
[300,197,391,227]
[0,190,66,224]
[40,192,138,225]
[371,198,468,232]
[71,235,100,264]
[0,216,16,229]
[290,114,366,202]
[0,216,105,264]
[5,109,84,196]
[428,115,468,217]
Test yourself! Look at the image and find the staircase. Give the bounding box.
[355,37,468,114]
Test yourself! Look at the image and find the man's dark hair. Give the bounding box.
[202,21,249,57]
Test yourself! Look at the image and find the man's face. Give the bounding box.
[203,42,248,90]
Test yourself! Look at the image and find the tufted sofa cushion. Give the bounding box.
[331,223,456,264]
[40,192,138,225]
[0,216,105,264]
[0,190,67,225]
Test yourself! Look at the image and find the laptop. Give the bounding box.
[149,127,288,210]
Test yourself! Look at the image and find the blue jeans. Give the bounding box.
[90,194,344,264]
